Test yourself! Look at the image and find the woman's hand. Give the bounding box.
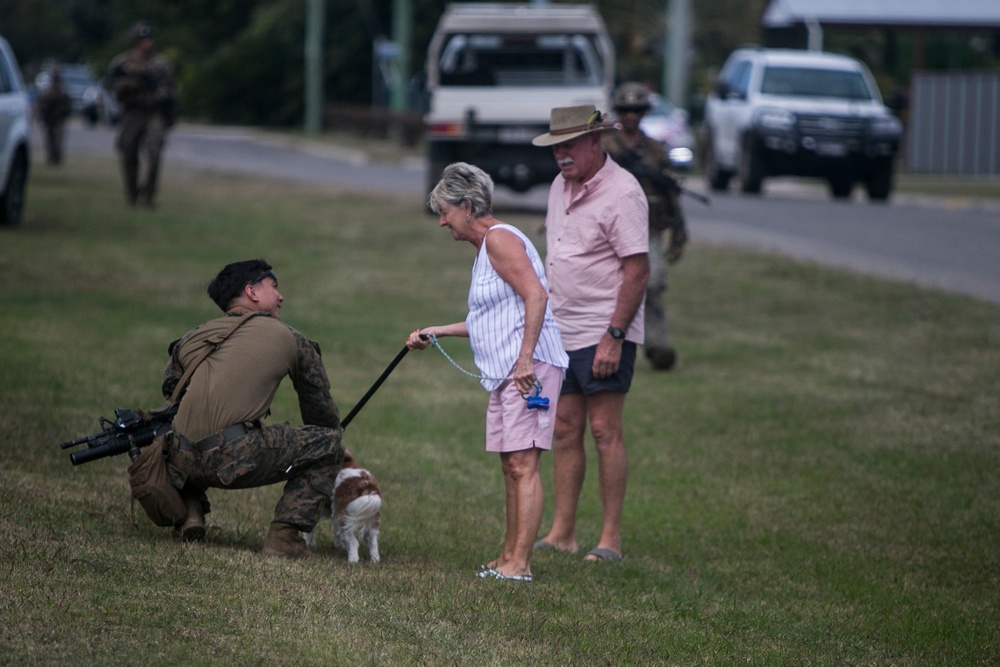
[512,356,537,396]
[406,328,431,351]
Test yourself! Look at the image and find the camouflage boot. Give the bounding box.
[262,522,311,559]
[646,346,677,371]
[121,156,140,206]
[176,498,205,542]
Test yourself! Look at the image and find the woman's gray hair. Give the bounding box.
[427,162,494,217]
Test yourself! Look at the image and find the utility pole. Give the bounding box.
[305,0,325,135]
[664,0,691,106]
[388,0,412,141]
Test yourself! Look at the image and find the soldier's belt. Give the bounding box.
[177,422,260,453]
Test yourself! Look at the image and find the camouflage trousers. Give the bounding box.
[167,423,344,532]
[115,109,168,205]
[644,226,671,351]
[42,120,66,165]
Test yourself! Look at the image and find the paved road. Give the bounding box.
[65,121,999,304]
[684,186,1000,305]
[66,121,427,192]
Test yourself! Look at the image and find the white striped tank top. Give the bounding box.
[466,224,569,391]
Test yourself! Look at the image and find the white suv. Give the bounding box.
[0,35,30,226]
[704,47,901,201]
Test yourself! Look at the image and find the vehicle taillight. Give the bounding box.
[427,122,466,138]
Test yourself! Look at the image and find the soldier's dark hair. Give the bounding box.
[207,259,273,312]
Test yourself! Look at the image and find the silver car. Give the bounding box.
[0,35,30,226]
[639,92,696,171]
[33,63,115,126]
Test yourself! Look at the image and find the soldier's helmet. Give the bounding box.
[131,21,155,44]
[613,82,652,112]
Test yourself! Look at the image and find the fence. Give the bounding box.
[324,103,424,147]
[906,72,1000,175]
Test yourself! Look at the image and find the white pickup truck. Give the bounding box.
[423,3,614,193]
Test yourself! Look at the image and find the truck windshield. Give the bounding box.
[439,33,602,87]
[761,66,873,101]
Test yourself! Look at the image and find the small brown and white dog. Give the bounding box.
[303,451,382,563]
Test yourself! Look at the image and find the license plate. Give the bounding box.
[498,127,539,144]
[816,142,847,157]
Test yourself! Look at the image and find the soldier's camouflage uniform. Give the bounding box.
[106,48,176,206]
[603,132,688,362]
[162,309,344,532]
[36,77,72,165]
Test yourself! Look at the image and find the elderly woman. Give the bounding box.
[407,162,568,583]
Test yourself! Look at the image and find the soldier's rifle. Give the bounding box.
[615,145,711,206]
[59,404,177,466]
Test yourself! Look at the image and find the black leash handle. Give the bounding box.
[340,342,414,430]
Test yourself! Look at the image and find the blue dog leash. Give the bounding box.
[426,334,550,411]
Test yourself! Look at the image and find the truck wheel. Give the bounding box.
[426,141,454,191]
[425,142,452,213]
[866,159,893,202]
[828,177,853,200]
[0,151,27,227]
[704,138,731,192]
[424,161,448,215]
[738,139,764,194]
[426,160,448,197]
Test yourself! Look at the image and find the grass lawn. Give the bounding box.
[1,152,997,666]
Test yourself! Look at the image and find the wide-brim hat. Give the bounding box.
[532,105,615,147]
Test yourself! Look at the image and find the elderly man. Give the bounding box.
[531,105,649,562]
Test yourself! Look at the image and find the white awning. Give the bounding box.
[763,0,1000,29]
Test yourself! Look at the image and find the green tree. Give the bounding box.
[1,0,79,69]
[20,0,992,129]
[181,1,306,124]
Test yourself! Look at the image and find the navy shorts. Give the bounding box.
[561,342,637,395]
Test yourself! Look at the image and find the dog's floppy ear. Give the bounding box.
[341,450,354,467]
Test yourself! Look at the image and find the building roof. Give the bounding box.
[763,0,1000,30]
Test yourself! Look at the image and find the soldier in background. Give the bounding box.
[106,21,177,208]
[603,82,689,371]
[36,67,72,166]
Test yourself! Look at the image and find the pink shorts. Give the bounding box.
[485,360,564,453]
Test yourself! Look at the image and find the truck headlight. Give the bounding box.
[870,116,902,136]
[668,147,694,167]
[756,108,796,131]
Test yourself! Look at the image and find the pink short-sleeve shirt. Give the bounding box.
[544,155,649,351]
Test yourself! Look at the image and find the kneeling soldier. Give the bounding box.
[162,259,344,558]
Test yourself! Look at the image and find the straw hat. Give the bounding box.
[531,105,615,147]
